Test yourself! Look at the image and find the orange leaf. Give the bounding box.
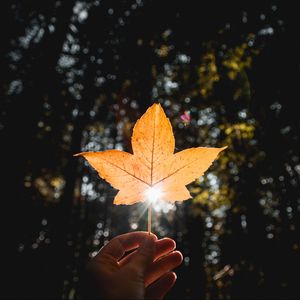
[75,103,226,205]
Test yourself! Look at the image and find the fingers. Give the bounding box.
[145,251,183,287]
[146,272,177,300]
[127,235,156,274]
[119,238,176,267]
[97,231,157,260]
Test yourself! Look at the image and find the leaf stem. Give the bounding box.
[148,204,151,234]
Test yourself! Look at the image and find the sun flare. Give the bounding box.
[145,186,162,203]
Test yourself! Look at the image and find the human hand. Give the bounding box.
[83,231,183,300]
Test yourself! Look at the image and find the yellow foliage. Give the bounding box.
[221,123,256,140]
[191,182,235,211]
[222,39,257,80]
[198,52,220,98]
[34,174,65,203]
[156,45,172,57]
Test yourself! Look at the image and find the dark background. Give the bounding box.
[1,1,300,299]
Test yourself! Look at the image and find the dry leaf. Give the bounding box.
[75,103,226,204]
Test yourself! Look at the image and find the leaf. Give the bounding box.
[75,103,226,205]
[180,110,191,126]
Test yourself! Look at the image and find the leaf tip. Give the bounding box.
[73,151,93,158]
[150,102,163,111]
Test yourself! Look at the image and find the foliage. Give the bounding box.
[1,1,300,299]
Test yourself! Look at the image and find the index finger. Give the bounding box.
[119,237,176,267]
[98,231,157,260]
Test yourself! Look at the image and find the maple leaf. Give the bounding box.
[75,103,226,205]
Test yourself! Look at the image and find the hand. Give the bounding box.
[82,231,183,300]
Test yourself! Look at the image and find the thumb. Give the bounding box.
[128,234,156,274]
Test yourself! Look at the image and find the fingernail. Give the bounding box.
[173,272,177,281]
[150,233,158,240]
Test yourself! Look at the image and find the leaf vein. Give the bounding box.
[100,157,150,186]
[153,156,206,186]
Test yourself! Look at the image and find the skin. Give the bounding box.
[83,231,183,300]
